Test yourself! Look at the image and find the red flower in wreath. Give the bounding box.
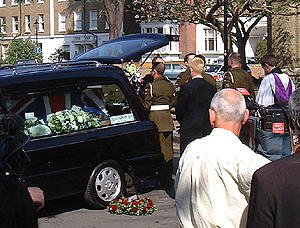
[133,200,139,205]
[110,205,117,211]
[148,201,153,208]
[142,206,147,211]
[122,199,128,204]
[132,207,138,212]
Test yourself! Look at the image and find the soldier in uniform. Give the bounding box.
[175,53,216,89]
[140,61,176,189]
[222,52,255,98]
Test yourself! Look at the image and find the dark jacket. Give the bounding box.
[176,77,216,153]
[247,149,300,228]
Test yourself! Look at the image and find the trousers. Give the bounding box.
[158,131,173,187]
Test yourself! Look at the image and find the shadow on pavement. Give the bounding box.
[36,195,93,218]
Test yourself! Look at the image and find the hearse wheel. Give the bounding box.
[84,160,125,209]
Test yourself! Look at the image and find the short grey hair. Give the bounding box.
[210,88,246,123]
[289,88,300,131]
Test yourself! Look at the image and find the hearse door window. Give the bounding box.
[5,83,135,138]
[86,83,136,125]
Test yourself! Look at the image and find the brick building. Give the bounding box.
[0,0,114,62]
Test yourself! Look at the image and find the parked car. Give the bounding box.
[13,59,41,66]
[0,34,169,209]
[164,63,186,80]
[205,64,224,81]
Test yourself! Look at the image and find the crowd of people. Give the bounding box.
[0,50,298,227]
[138,52,299,228]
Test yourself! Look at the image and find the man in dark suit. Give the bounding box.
[247,88,300,228]
[176,57,217,155]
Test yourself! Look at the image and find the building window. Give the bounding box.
[12,16,18,33]
[146,28,152,33]
[58,13,66,32]
[1,44,8,60]
[11,0,18,5]
[0,0,6,7]
[157,27,163,33]
[38,14,44,32]
[24,0,30,5]
[204,29,218,52]
[0,17,6,34]
[89,10,97,30]
[37,0,44,3]
[74,12,82,31]
[24,15,30,33]
[105,19,109,30]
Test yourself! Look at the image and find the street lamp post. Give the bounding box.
[224,0,229,71]
[33,19,39,46]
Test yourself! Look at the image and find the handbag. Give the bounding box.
[260,75,291,133]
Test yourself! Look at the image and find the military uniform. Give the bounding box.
[141,76,176,188]
[175,69,216,89]
[222,67,255,98]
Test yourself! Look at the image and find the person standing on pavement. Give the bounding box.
[175,53,216,90]
[176,57,217,155]
[256,53,295,106]
[175,53,196,89]
[175,89,270,228]
[222,52,255,98]
[140,61,176,189]
[255,53,295,161]
[247,88,300,228]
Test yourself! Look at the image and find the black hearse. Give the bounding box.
[0,33,169,208]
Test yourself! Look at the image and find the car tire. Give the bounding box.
[84,160,125,209]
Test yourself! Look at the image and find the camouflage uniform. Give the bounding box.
[222,67,255,98]
[141,76,176,188]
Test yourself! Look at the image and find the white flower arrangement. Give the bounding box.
[24,106,104,137]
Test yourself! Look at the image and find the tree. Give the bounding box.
[103,0,125,39]
[48,48,66,62]
[4,38,42,64]
[254,39,267,62]
[133,0,300,62]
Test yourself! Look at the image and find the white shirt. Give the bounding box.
[175,128,270,228]
[256,72,295,107]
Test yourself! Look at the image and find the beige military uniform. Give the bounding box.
[222,67,255,98]
[141,76,176,188]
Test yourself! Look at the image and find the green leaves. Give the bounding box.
[4,38,42,64]
[24,106,104,137]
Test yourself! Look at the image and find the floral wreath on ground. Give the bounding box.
[108,195,157,216]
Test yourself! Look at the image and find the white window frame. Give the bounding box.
[58,13,66,32]
[89,10,97,30]
[38,14,44,32]
[12,16,18,33]
[1,44,8,60]
[11,0,18,6]
[25,15,30,33]
[73,12,82,31]
[37,0,44,3]
[0,0,6,7]
[204,29,218,52]
[0,17,6,34]
[24,0,30,5]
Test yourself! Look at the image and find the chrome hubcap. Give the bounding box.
[95,167,121,201]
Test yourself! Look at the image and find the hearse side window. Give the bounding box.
[6,83,136,138]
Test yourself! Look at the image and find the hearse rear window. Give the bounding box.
[6,83,136,138]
